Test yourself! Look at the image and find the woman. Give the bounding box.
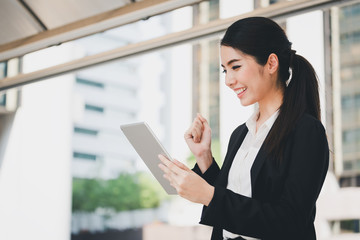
[158,17,329,240]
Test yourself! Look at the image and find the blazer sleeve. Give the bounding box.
[192,159,220,186]
[199,116,329,239]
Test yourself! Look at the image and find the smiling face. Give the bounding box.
[220,46,281,108]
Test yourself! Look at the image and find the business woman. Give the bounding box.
[159,17,329,240]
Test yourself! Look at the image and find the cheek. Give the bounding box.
[247,76,266,97]
[235,68,251,83]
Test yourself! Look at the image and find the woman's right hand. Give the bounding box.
[184,113,213,173]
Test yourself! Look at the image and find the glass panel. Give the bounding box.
[0,61,6,79]
[18,0,258,75]
[0,62,7,106]
[0,94,6,106]
[6,30,221,240]
[219,0,253,18]
[20,6,194,72]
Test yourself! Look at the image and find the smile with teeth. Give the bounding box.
[235,87,247,96]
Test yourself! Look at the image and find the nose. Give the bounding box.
[225,72,236,88]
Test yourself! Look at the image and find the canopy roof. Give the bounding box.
[0,0,201,62]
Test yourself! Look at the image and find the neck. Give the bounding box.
[257,88,283,124]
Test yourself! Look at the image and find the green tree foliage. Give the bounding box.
[72,172,166,213]
[72,178,102,212]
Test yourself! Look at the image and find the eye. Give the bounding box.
[222,69,227,74]
[232,65,241,70]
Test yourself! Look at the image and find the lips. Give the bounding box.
[234,87,247,98]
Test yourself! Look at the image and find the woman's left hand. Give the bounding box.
[158,154,214,206]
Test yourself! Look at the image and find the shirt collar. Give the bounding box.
[246,108,279,136]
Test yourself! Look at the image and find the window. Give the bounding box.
[0,61,6,79]
[76,77,104,88]
[0,62,7,106]
[343,160,353,170]
[73,152,98,161]
[0,95,6,107]
[356,159,360,170]
[340,177,353,187]
[85,104,104,113]
[331,219,360,233]
[342,128,360,144]
[74,127,98,136]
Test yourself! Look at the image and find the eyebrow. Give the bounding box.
[221,59,241,68]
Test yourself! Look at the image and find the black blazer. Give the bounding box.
[193,113,329,240]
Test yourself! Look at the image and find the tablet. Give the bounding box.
[120,122,177,195]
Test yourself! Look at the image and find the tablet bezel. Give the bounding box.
[120,122,177,195]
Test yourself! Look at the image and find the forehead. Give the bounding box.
[220,46,252,65]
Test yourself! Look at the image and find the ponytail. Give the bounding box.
[288,54,320,120]
[264,53,321,162]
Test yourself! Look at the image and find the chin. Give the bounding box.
[239,99,253,107]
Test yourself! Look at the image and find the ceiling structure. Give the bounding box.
[1,0,360,91]
[0,0,203,62]
[0,0,130,45]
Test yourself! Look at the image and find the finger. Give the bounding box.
[192,118,204,142]
[184,127,194,141]
[191,128,202,143]
[185,116,204,141]
[159,163,179,187]
[158,155,175,175]
[185,120,200,139]
[198,115,211,140]
[162,173,179,190]
[197,113,207,123]
[158,162,170,174]
[158,154,183,175]
[162,172,173,183]
[173,159,190,171]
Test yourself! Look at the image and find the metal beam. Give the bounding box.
[0,0,204,62]
[1,0,359,91]
[18,0,48,31]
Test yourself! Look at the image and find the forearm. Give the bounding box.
[195,150,213,174]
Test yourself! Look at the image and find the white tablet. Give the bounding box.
[120,122,177,195]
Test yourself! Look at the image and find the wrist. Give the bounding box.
[203,185,214,206]
[195,150,213,173]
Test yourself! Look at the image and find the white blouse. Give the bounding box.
[223,109,279,240]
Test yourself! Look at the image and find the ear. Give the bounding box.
[266,53,279,74]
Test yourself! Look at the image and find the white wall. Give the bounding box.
[0,44,78,240]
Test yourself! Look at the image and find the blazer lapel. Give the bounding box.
[217,125,248,187]
[250,144,267,190]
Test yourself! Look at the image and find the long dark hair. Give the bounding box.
[221,17,320,162]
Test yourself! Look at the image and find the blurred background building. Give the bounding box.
[0,0,359,240]
[337,3,360,188]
